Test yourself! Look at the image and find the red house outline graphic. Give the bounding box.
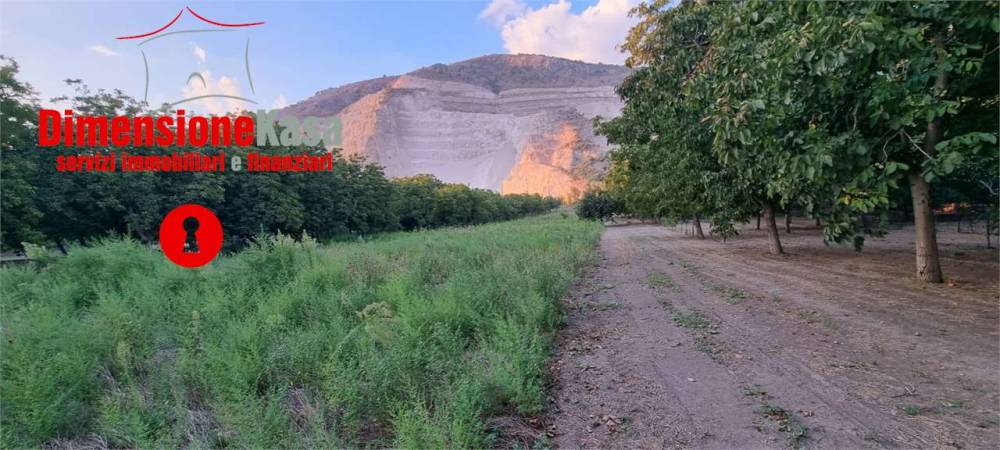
[116,6,265,109]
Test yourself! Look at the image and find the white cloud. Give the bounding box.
[479,0,528,26]
[88,45,118,57]
[482,0,638,65]
[192,43,207,64]
[180,71,248,115]
[272,94,288,110]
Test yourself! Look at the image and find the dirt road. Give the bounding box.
[547,222,998,449]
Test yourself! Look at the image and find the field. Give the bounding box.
[548,220,998,449]
[1,214,601,448]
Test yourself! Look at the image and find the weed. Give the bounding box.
[592,302,624,311]
[797,310,836,330]
[742,384,769,399]
[829,360,868,370]
[646,272,674,290]
[941,400,964,410]
[863,430,883,444]
[673,310,711,329]
[758,403,809,446]
[900,404,926,416]
[694,336,725,362]
[679,261,701,275]
[713,285,749,304]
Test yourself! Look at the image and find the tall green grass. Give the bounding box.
[1,214,601,448]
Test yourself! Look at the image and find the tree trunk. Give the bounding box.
[815,218,821,227]
[693,214,705,239]
[763,202,784,255]
[987,214,992,249]
[909,36,947,283]
[785,212,792,233]
[756,214,761,230]
[910,173,943,282]
[56,239,69,255]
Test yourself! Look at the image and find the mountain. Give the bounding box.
[282,54,629,201]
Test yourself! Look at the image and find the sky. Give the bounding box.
[0,0,639,115]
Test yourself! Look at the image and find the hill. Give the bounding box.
[282,54,629,201]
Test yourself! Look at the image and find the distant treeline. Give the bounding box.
[0,59,560,252]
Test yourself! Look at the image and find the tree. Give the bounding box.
[607,0,997,278]
[0,57,46,250]
[575,190,618,222]
[0,58,568,253]
[392,174,443,230]
[600,0,751,240]
[858,2,998,281]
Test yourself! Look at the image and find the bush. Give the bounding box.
[575,190,619,222]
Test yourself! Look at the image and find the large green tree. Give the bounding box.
[606,0,997,281]
[0,57,46,250]
[600,0,754,240]
[851,1,998,281]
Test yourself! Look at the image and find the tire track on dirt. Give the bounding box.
[628,231,929,448]
[549,225,998,449]
[637,228,1000,443]
[549,227,777,449]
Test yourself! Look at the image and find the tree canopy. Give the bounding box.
[0,59,561,253]
[600,0,998,281]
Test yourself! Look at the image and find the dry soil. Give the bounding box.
[546,220,999,449]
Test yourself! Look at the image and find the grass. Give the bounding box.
[645,272,674,291]
[900,404,927,416]
[711,285,749,305]
[0,214,602,448]
[668,309,726,363]
[672,310,711,329]
[797,310,836,330]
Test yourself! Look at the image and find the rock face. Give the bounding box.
[282,54,627,201]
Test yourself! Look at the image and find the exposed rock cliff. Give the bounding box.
[282,54,627,201]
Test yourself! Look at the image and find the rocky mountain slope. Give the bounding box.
[282,54,628,201]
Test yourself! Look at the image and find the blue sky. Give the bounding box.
[0,0,637,114]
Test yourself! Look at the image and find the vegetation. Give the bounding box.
[672,310,711,329]
[0,214,602,448]
[0,58,560,253]
[758,403,809,446]
[600,0,998,281]
[574,190,619,222]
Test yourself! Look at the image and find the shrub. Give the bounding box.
[575,190,619,222]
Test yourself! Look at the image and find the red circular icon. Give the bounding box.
[159,204,223,268]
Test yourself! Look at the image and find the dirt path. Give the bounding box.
[547,223,999,449]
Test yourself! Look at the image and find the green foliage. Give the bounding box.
[0,56,46,249]
[602,0,998,251]
[574,190,619,222]
[0,214,602,448]
[0,60,561,252]
[672,310,711,329]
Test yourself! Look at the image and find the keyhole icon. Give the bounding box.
[160,204,222,268]
[183,216,200,254]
